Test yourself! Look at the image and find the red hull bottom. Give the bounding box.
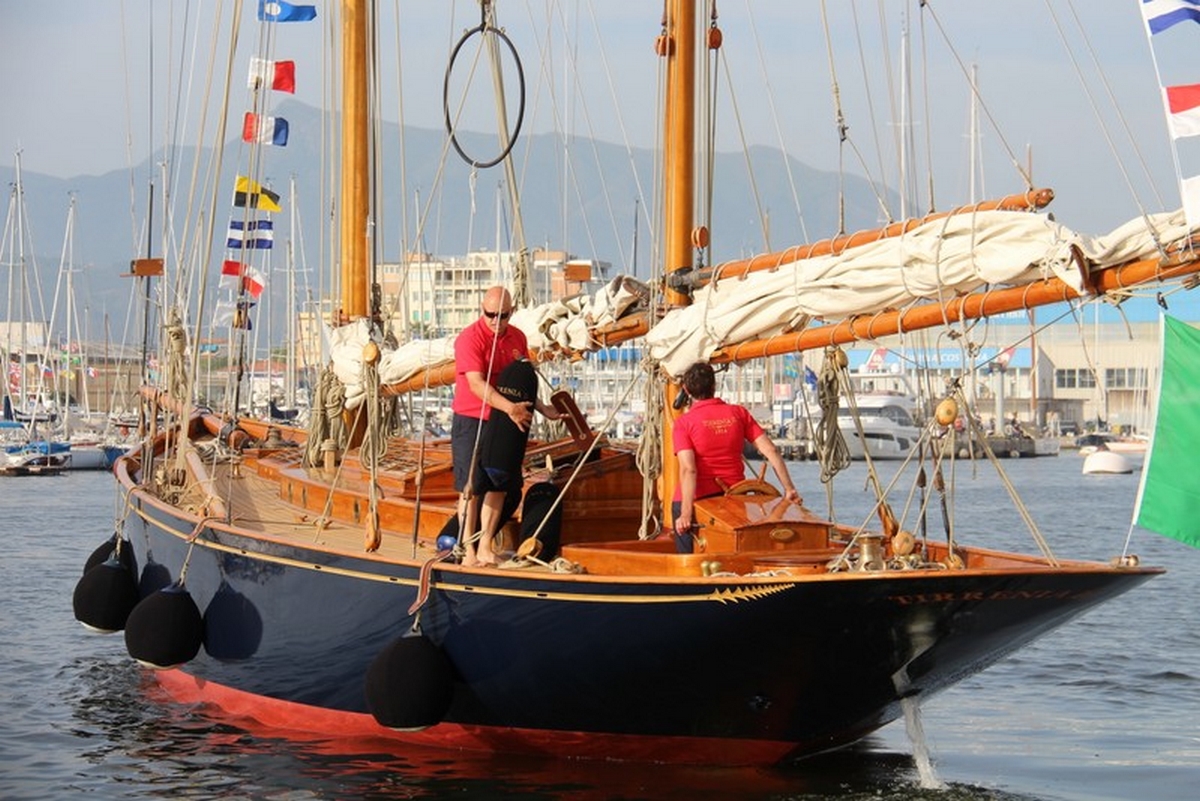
[153,669,800,765]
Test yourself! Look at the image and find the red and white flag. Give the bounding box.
[248,57,296,93]
[1165,84,1200,139]
[242,266,266,299]
[219,259,266,298]
[219,259,244,291]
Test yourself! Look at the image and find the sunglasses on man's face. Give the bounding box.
[483,309,511,320]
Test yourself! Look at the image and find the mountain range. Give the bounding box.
[4,97,890,339]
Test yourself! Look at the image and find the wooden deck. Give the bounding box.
[135,421,1078,581]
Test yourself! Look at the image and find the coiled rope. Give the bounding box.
[304,366,346,468]
[362,348,390,552]
[165,309,189,404]
[635,364,666,540]
[813,347,851,483]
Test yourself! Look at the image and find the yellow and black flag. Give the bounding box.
[233,176,282,213]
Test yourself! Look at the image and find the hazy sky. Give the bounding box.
[0,1,1191,237]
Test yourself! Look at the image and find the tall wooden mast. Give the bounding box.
[660,0,697,523]
[663,0,695,311]
[338,0,371,451]
[340,0,370,320]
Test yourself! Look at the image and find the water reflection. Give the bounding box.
[61,653,1049,800]
[25,466,1199,800]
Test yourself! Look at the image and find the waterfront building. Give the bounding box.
[833,319,1181,436]
[298,247,612,363]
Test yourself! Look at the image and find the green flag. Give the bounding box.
[1133,315,1200,546]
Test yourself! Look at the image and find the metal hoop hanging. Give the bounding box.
[442,21,526,170]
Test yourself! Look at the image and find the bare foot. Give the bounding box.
[476,536,497,566]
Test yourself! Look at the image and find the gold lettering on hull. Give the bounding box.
[888,588,1084,606]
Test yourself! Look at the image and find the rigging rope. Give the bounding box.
[742,0,809,241]
[1043,0,1166,238]
[816,0,894,228]
[717,50,770,250]
[957,389,1060,566]
[919,2,1033,190]
[521,370,644,547]
[582,0,657,270]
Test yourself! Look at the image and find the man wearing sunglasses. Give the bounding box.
[451,286,560,566]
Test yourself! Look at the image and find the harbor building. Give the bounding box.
[831,319,1169,436]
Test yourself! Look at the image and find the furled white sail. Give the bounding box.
[345,209,1192,401]
[646,210,1192,375]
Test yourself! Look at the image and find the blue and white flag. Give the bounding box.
[1142,0,1200,34]
[227,219,275,250]
[242,113,289,147]
[257,1,317,23]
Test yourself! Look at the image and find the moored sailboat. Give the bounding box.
[2,151,71,476]
[74,1,1200,765]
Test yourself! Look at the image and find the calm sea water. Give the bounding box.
[2,456,1198,800]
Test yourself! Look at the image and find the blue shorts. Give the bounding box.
[451,414,483,492]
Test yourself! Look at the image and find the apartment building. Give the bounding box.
[378,248,612,337]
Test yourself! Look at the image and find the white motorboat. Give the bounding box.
[1082,447,1134,475]
[838,361,923,460]
[1076,432,1149,457]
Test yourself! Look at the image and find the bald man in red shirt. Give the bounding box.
[452,286,559,566]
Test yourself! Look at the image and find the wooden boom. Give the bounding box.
[688,189,1055,289]
[380,234,1200,393]
[707,241,1200,365]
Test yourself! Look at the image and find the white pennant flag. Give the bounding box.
[1181,175,1200,230]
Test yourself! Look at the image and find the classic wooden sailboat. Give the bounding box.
[74,1,1200,765]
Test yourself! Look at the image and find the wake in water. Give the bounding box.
[902,695,946,791]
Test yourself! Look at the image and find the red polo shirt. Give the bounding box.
[672,397,764,500]
[452,316,529,420]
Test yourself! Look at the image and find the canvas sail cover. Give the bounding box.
[1133,314,1200,546]
[646,210,1194,375]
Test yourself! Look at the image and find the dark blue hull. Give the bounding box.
[119,480,1156,763]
